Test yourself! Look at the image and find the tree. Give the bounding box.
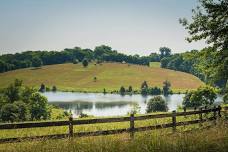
[4,79,22,103]
[32,57,43,67]
[39,84,46,92]
[0,103,19,122]
[119,86,126,95]
[183,86,217,108]
[29,93,50,120]
[163,80,171,96]
[179,0,228,89]
[146,96,167,113]
[52,86,57,92]
[14,101,30,121]
[159,47,171,58]
[141,81,148,89]
[128,86,133,92]
[82,59,89,67]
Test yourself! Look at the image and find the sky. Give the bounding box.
[0,0,207,55]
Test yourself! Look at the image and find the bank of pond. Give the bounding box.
[43,92,223,118]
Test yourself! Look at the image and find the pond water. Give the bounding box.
[42,92,223,117]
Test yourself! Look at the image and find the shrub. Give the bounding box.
[52,86,57,92]
[0,103,19,122]
[146,96,167,113]
[141,81,148,89]
[82,59,89,67]
[183,86,217,108]
[119,86,126,95]
[73,59,79,64]
[163,80,171,96]
[39,84,46,92]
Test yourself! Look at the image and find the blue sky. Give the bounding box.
[0,0,206,55]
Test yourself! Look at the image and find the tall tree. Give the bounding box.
[179,0,228,88]
[159,47,171,58]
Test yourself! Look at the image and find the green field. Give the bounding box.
[0,62,204,93]
[149,62,161,68]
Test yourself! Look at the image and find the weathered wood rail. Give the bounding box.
[0,106,226,143]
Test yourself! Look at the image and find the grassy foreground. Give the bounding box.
[0,120,227,152]
[0,62,204,93]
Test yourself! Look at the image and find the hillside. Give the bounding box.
[0,62,204,92]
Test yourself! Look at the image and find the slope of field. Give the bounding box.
[0,62,204,92]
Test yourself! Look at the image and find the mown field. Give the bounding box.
[0,62,204,93]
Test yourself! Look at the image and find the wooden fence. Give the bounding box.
[0,105,226,143]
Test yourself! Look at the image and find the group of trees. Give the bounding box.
[0,45,168,73]
[0,79,50,122]
[39,84,57,92]
[119,86,133,95]
[141,80,172,96]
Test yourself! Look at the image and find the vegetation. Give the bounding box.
[82,59,89,67]
[0,63,204,93]
[146,96,167,112]
[163,80,171,96]
[0,125,226,152]
[0,45,161,73]
[0,79,50,122]
[183,86,217,108]
[179,0,228,90]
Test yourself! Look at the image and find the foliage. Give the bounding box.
[82,58,89,67]
[39,84,46,92]
[163,80,171,96]
[159,47,171,58]
[141,81,148,89]
[179,0,228,89]
[183,86,217,108]
[146,96,167,113]
[52,86,57,92]
[72,59,79,64]
[29,93,50,120]
[0,79,50,122]
[32,57,43,67]
[119,86,126,95]
[0,45,161,73]
[223,93,228,104]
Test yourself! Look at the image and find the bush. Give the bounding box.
[183,86,217,108]
[73,59,79,64]
[0,103,19,122]
[52,86,57,92]
[119,86,126,95]
[82,59,89,67]
[223,93,228,103]
[163,80,171,96]
[146,96,167,113]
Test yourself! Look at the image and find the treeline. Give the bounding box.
[160,47,227,89]
[0,45,167,73]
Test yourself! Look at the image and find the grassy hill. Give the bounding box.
[0,62,204,93]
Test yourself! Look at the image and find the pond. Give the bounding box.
[42,92,223,117]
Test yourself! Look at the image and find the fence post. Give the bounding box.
[172,110,176,132]
[130,113,135,139]
[199,108,203,127]
[69,115,73,138]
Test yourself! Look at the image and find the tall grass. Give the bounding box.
[0,120,227,152]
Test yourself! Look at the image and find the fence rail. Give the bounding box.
[0,105,226,143]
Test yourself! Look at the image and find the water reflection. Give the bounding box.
[42,92,223,117]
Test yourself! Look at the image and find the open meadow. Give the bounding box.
[0,62,204,93]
